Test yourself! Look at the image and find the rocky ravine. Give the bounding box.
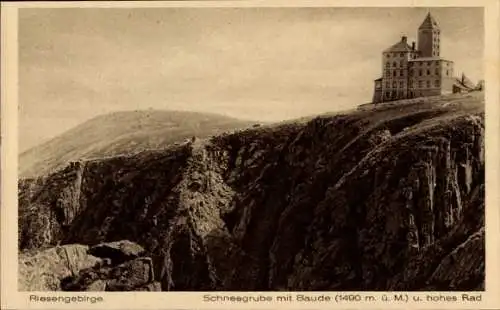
[19,92,485,291]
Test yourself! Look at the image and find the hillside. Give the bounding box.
[19,110,256,178]
[18,92,485,291]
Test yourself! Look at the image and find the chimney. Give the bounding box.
[401,36,407,43]
[412,41,416,50]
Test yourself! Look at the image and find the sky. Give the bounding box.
[18,7,484,152]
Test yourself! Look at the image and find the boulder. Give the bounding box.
[18,244,101,291]
[106,257,154,291]
[88,240,145,264]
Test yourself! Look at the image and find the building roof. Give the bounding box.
[453,82,472,90]
[419,12,440,30]
[457,74,476,89]
[383,40,413,53]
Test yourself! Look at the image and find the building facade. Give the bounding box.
[372,13,457,104]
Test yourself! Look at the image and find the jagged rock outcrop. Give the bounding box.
[18,92,485,291]
[19,240,159,291]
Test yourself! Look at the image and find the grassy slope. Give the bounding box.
[19,110,256,178]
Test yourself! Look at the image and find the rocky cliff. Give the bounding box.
[18,92,485,291]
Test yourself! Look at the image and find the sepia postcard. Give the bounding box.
[1,0,499,309]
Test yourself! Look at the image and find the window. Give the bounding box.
[435,79,440,87]
[393,71,397,77]
[400,60,404,67]
[393,81,397,88]
[386,62,390,68]
[427,62,432,66]
[399,81,404,88]
[400,70,404,76]
[446,70,449,76]
[435,68,439,75]
[410,80,414,88]
[385,70,390,77]
[418,80,423,88]
[386,53,390,58]
[400,53,404,57]
[393,62,397,67]
[386,82,390,88]
[426,81,431,88]
[409,69,414,76]
[385,92,390,98]
[427,69,431,75]
[419,69,422,76]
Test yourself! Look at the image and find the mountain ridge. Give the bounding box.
[19,110,258,178]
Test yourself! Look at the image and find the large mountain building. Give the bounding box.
[372,13,462,104]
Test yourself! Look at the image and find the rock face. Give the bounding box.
[18,92,485,291]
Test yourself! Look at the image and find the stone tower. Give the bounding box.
[417,12,441,57]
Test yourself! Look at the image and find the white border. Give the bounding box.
[2,1,499,309]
